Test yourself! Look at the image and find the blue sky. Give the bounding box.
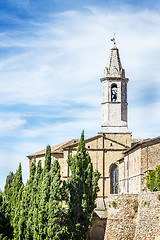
[0,0,160,190]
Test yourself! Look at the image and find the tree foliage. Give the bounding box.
[0,131,100,240]
[18,162,36,240]
[2,164,23,240]
[0,191,9,240]
[47,160,68,240]
[67,130,100,240]
[155,165,160,190]
[146,170,155,191]
[146,165,160,191]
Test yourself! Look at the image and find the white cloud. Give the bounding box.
[0,7,160,108]
[0,5,160,189]
[0,114,26,136]
[21,107,101,139]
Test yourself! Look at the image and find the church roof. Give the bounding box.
[104,43,125,78]
[62,134,129,149]
[124,136,160,154]
[27,139,79,158]
[27,133,130,159]
[62,134,101,149]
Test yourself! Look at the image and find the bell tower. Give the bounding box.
[99,40,129,134]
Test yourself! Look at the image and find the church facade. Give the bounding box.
[27,42,160,229]
[27,42,132,198]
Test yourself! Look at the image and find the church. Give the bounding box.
[27,40,160,238]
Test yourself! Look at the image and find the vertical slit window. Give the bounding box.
[111,84,117,102]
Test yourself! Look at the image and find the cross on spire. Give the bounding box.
[111,36,116,45]
[111,33,116,45]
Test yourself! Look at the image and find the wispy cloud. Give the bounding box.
[0,3,160,189]
[0,113,26,136]
[0,7,160,106]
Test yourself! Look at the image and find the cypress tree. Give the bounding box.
[38,172,50,240]
[38,146,51,240]
[4,172,14,199]
[18,162,36,240]
[67,130,100,240]
[31,161,42,240]
[25,160,42,240]
[3,165,23,239]
[13,184,24,240]
[47,159,68,240]
[3,172,14,239]
[10,163,23,225]
[0,192,3,235]
[0,191,9,239]
[0,191,5,239]
[44,145,51,175]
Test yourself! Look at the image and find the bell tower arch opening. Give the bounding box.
[111,84,117,102]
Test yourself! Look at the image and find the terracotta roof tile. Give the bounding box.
[27,139,79,158]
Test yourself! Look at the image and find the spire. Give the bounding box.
[99,40,129,134]
[104,42,125,78]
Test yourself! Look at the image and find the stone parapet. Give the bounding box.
[103,193,160,240]
[134,192,160,240]
[104,194,138,240]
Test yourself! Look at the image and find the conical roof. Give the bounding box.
[104,44,125,78]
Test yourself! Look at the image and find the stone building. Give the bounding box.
[27,41,160,240]
[27,41,132,198]
[119,136,160,194]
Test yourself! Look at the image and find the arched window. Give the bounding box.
[110,164,119,194]
[111,84,117,102]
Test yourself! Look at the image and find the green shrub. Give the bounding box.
[155,165,160,190]
[133,201,138,212]
[146,165,160,192]
[112,201,117,208]
[143,201,147,206]
[146,170,155,191]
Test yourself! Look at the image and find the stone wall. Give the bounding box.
[118,137,160,194]
[104,193,160,240]
[104,194,138,240]
[119,146,142,194]
[134,192,160,240]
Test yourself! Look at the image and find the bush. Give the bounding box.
[155,165,160,190]
[146,165,160,192]
[112,201,117,208]
[146,170,155,191]
[133,201,138,212]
